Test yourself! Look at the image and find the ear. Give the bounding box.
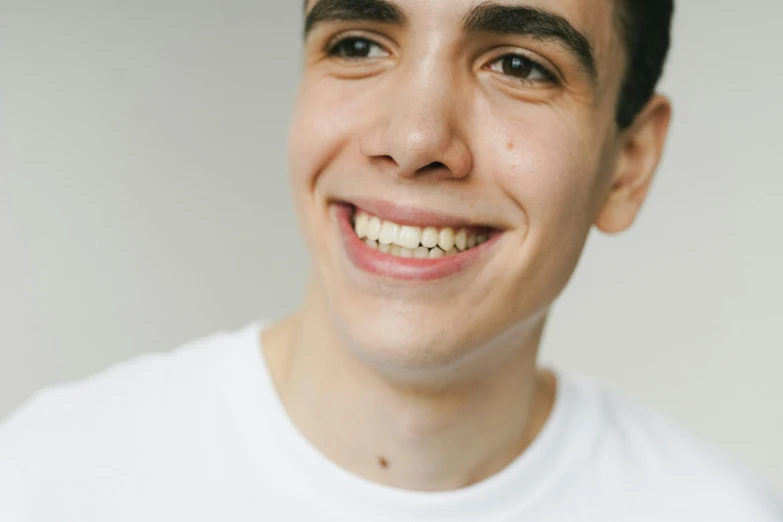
[595,95,672,234]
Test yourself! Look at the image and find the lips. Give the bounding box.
[334,202,501,281]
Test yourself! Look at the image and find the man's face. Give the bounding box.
[288,0,630,372]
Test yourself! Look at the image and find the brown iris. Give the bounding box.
[501,55,535,79]
[331,37,373,58]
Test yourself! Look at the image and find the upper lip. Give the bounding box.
[338,198,500,230]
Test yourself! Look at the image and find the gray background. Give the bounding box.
[1,0,781,494]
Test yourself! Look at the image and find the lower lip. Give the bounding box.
[334,204,500,282]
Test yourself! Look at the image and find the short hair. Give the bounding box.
[615,0,675,128]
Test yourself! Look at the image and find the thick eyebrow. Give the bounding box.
[462,2,597,83]
[304,0,408,36]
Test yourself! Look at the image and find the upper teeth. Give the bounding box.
[353,211,489,256]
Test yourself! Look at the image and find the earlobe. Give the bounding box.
[596,95,672,234]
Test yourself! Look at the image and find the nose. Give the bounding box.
[359,60,473,182]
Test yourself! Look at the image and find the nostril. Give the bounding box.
[372,155,398,169]
[422,162,446,171]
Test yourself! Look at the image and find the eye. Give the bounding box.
[488,54,556,84]
[327,36,390,59]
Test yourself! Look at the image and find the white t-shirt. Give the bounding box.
[1,322,780,521]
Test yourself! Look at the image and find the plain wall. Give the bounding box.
[1,0,781,494]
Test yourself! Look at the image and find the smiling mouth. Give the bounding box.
[334,202,501,281]
[351,208,493,259]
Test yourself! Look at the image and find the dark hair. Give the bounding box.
[615,0,674,128]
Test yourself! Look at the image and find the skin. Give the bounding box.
[263,0,671,491]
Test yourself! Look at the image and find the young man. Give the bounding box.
[1,0,781,520]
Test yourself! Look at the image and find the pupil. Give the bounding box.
[342,38,370,58]
[503,56,532,78]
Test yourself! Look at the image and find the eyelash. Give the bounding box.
[325,35,558,85]
[325,34,389,59]
[486,52,559,85]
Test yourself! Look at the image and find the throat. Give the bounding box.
[260,288,555,493]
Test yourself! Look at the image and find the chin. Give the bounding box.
[327,296,498,376]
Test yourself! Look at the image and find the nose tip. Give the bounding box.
[362,118,473,181]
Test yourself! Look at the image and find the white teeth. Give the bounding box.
[421,227,439,248]
[355,213,369,239]
[379,221,399,245]
[398,226,422,249]
[438,228,455,252]
[455,229,467,251]
[414,246,429,259]
[367,217,382,241]
[364,241,454,260]
[353,210,492,259]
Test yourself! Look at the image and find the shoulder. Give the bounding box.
[1,325,253,433]
[0,323,261,503]
[564,375,783,520]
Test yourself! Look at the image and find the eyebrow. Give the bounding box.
[463,3,597,82]
[304,0,597,82]
[304,0,407,36]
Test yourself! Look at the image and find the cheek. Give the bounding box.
[483,91,606,217]
[287,76,377,192]
[493,113,601,227]
[286,76,387,257]
[481,106,608,302]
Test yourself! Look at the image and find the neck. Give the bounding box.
[262,281,556,492]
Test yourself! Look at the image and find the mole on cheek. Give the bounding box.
[507,141,514,150]
[378,457,390,469]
